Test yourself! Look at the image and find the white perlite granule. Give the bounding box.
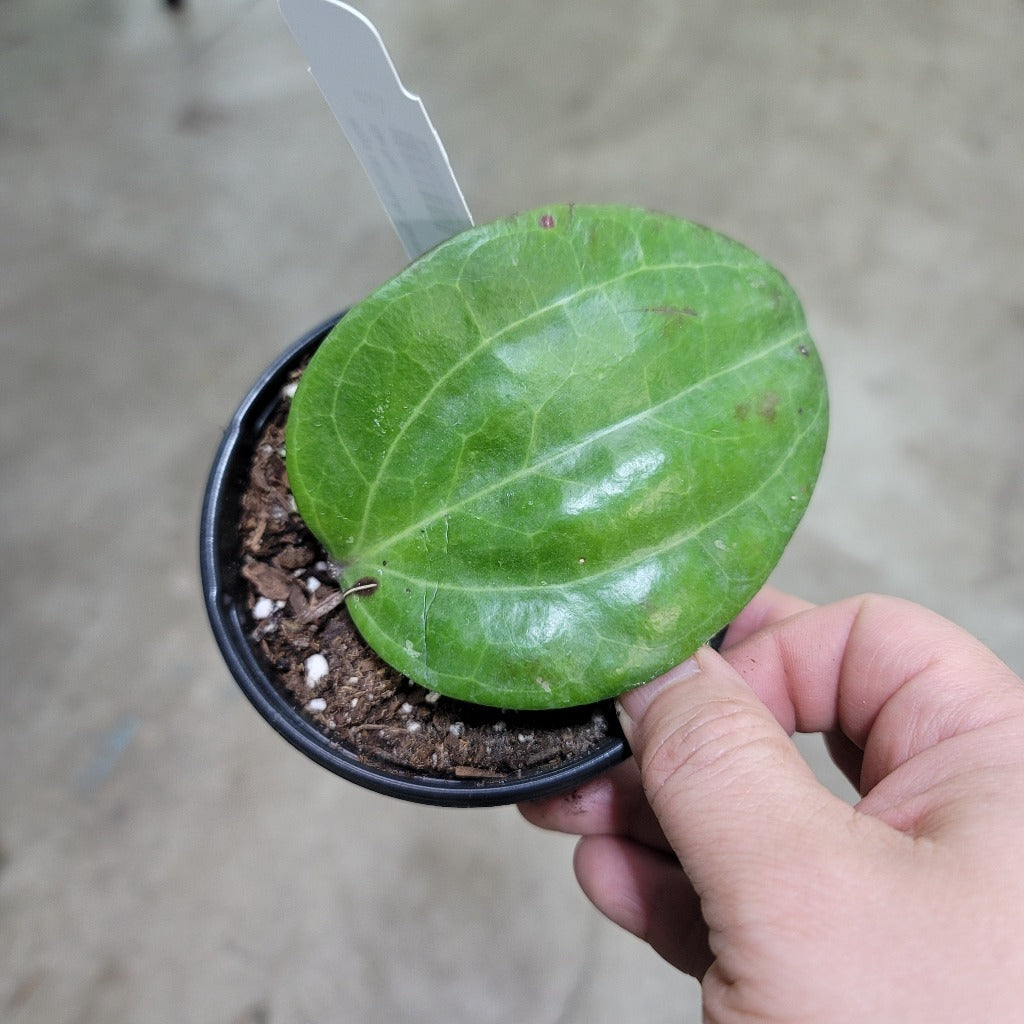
[304,653,329,687]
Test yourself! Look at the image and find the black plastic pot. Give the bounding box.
[200,312,631,807]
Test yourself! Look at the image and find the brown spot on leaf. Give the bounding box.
[647,305,698,318]
[539,213,556,228]
[758,392,781,422]
[734,402,750,422]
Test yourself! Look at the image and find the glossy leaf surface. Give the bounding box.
[286,205,828,708]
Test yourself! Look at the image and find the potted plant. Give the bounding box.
[201,203,827,806]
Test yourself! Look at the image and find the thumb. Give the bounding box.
[616,646,852,902]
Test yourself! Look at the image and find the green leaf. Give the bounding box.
[286,205,827,709]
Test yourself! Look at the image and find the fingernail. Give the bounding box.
[616,655,701,729]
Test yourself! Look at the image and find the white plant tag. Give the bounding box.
[279,0,474,260]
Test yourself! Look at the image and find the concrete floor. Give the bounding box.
[2,1,1023,1021]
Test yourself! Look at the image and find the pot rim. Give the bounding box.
[200,311,629,807]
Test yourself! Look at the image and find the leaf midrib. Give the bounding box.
[352,325,807,563]
[356,392,823,596]
[345,257,754,548]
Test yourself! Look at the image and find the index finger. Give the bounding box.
[720,593,1024,794]
[720,585,815,647]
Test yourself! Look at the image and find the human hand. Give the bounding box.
[520,589,1024,1022]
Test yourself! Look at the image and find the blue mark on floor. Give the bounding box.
[77,714,141,792]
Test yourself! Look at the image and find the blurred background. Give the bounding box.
[2,2,1022,1021]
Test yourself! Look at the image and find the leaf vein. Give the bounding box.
[350,259,758,546]
[366,392,824,595]
[358,325,809,559]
